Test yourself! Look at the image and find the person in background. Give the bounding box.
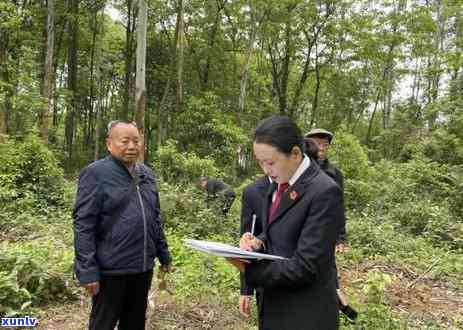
[304,129,357,321]
[73,120,172,330]
[238,176,271,319]
[229,116,342,330]
[303,136,320,160]
[304,129,346,250]
[198,176,236,216]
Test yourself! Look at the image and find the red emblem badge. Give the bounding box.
[289,190,298,200]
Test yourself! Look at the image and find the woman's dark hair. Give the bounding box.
[253,116,303,155]
[303,138,319,160]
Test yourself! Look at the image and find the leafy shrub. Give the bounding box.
[0,136,65,207]
[362,270,394,305]
[166,230,239,304]
[448,166,463,220]
[367,158,454,209]
[174,92,248,168]
[0,271,33,315]
[0,241,75,315]
[347,216,398,256]
[387,200,458,244]
[344,178,376,210]
[347,212,463,276]
[159,182,240,240]
[330,130,370,182]
[347,157,462,248]
[341,298,405,330]
[421,129,463,166]
[155,140,223,183]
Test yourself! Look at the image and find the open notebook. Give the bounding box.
[184,239,287,260]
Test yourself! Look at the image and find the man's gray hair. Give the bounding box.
[106,120,138,137]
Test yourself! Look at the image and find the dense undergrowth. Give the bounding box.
[0,136,462,329]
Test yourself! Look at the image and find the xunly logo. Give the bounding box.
[1,316,38,327]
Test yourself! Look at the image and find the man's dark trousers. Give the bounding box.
[89,271,153,330]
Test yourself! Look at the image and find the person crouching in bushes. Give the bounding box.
[198,176,236,216]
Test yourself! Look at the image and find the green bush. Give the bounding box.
[0,136,65,207]
[174,92,248,168]
[330,130,370,182]
[166,230,239,304]
[344,178,376,210]
[448,166,463,220]
[346,212,463,277]
[421,129,463,166]
[367,159,453,207]
[387,200,457,243]
[0,241,76,315]
[155,140,224,183]
[0,271,33,315]
[159,182,240,240]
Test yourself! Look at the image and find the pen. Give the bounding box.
[251,214,256,236]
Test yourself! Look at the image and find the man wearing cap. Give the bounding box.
[304,128,346,247]
[305,128,357,321]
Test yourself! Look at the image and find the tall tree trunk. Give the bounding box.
[290,32,314,118]
[157,10,181,148]
[383,73,393,130]
[64,0,79,169]
[94,100,102,161]
[365,28,398,145]
[135,0,148,161]
[122,0,136,120]
[176,0,184,113]
[93,6,105,161]
[309,51,321,127]
[427,0,444,129]
[0,33,10,137]
[290,2,334,117]
[156,99,163,150]
[199,0,224,90]
[238,6,257,114]
[87,8,99,148]
[52,13,67,130]
[366,89,382,146]
[411,59,420,102]
[278,20,292,115]
[40,0,55,143]
[266,4,296,116]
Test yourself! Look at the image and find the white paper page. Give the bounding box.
[184,239,287,261]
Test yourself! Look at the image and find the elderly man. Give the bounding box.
[73,120,172,330]
[304,128,346,247]
[305,128,357,321]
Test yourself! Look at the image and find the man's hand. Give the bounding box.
[160,263,173,273]
[335,242,348,253]
[239,295,252,317]
[226,257,250,272]
[337,289,348,307]
[240,232,263,251]
[158,264,173,293]
[84,281,100,296]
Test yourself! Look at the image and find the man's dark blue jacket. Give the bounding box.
[73,155,171,285]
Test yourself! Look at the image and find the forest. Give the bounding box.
[0,0,462,328]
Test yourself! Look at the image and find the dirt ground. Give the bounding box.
[36,261,462,329]
[37,289,252,330]
[339,261,463,329]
